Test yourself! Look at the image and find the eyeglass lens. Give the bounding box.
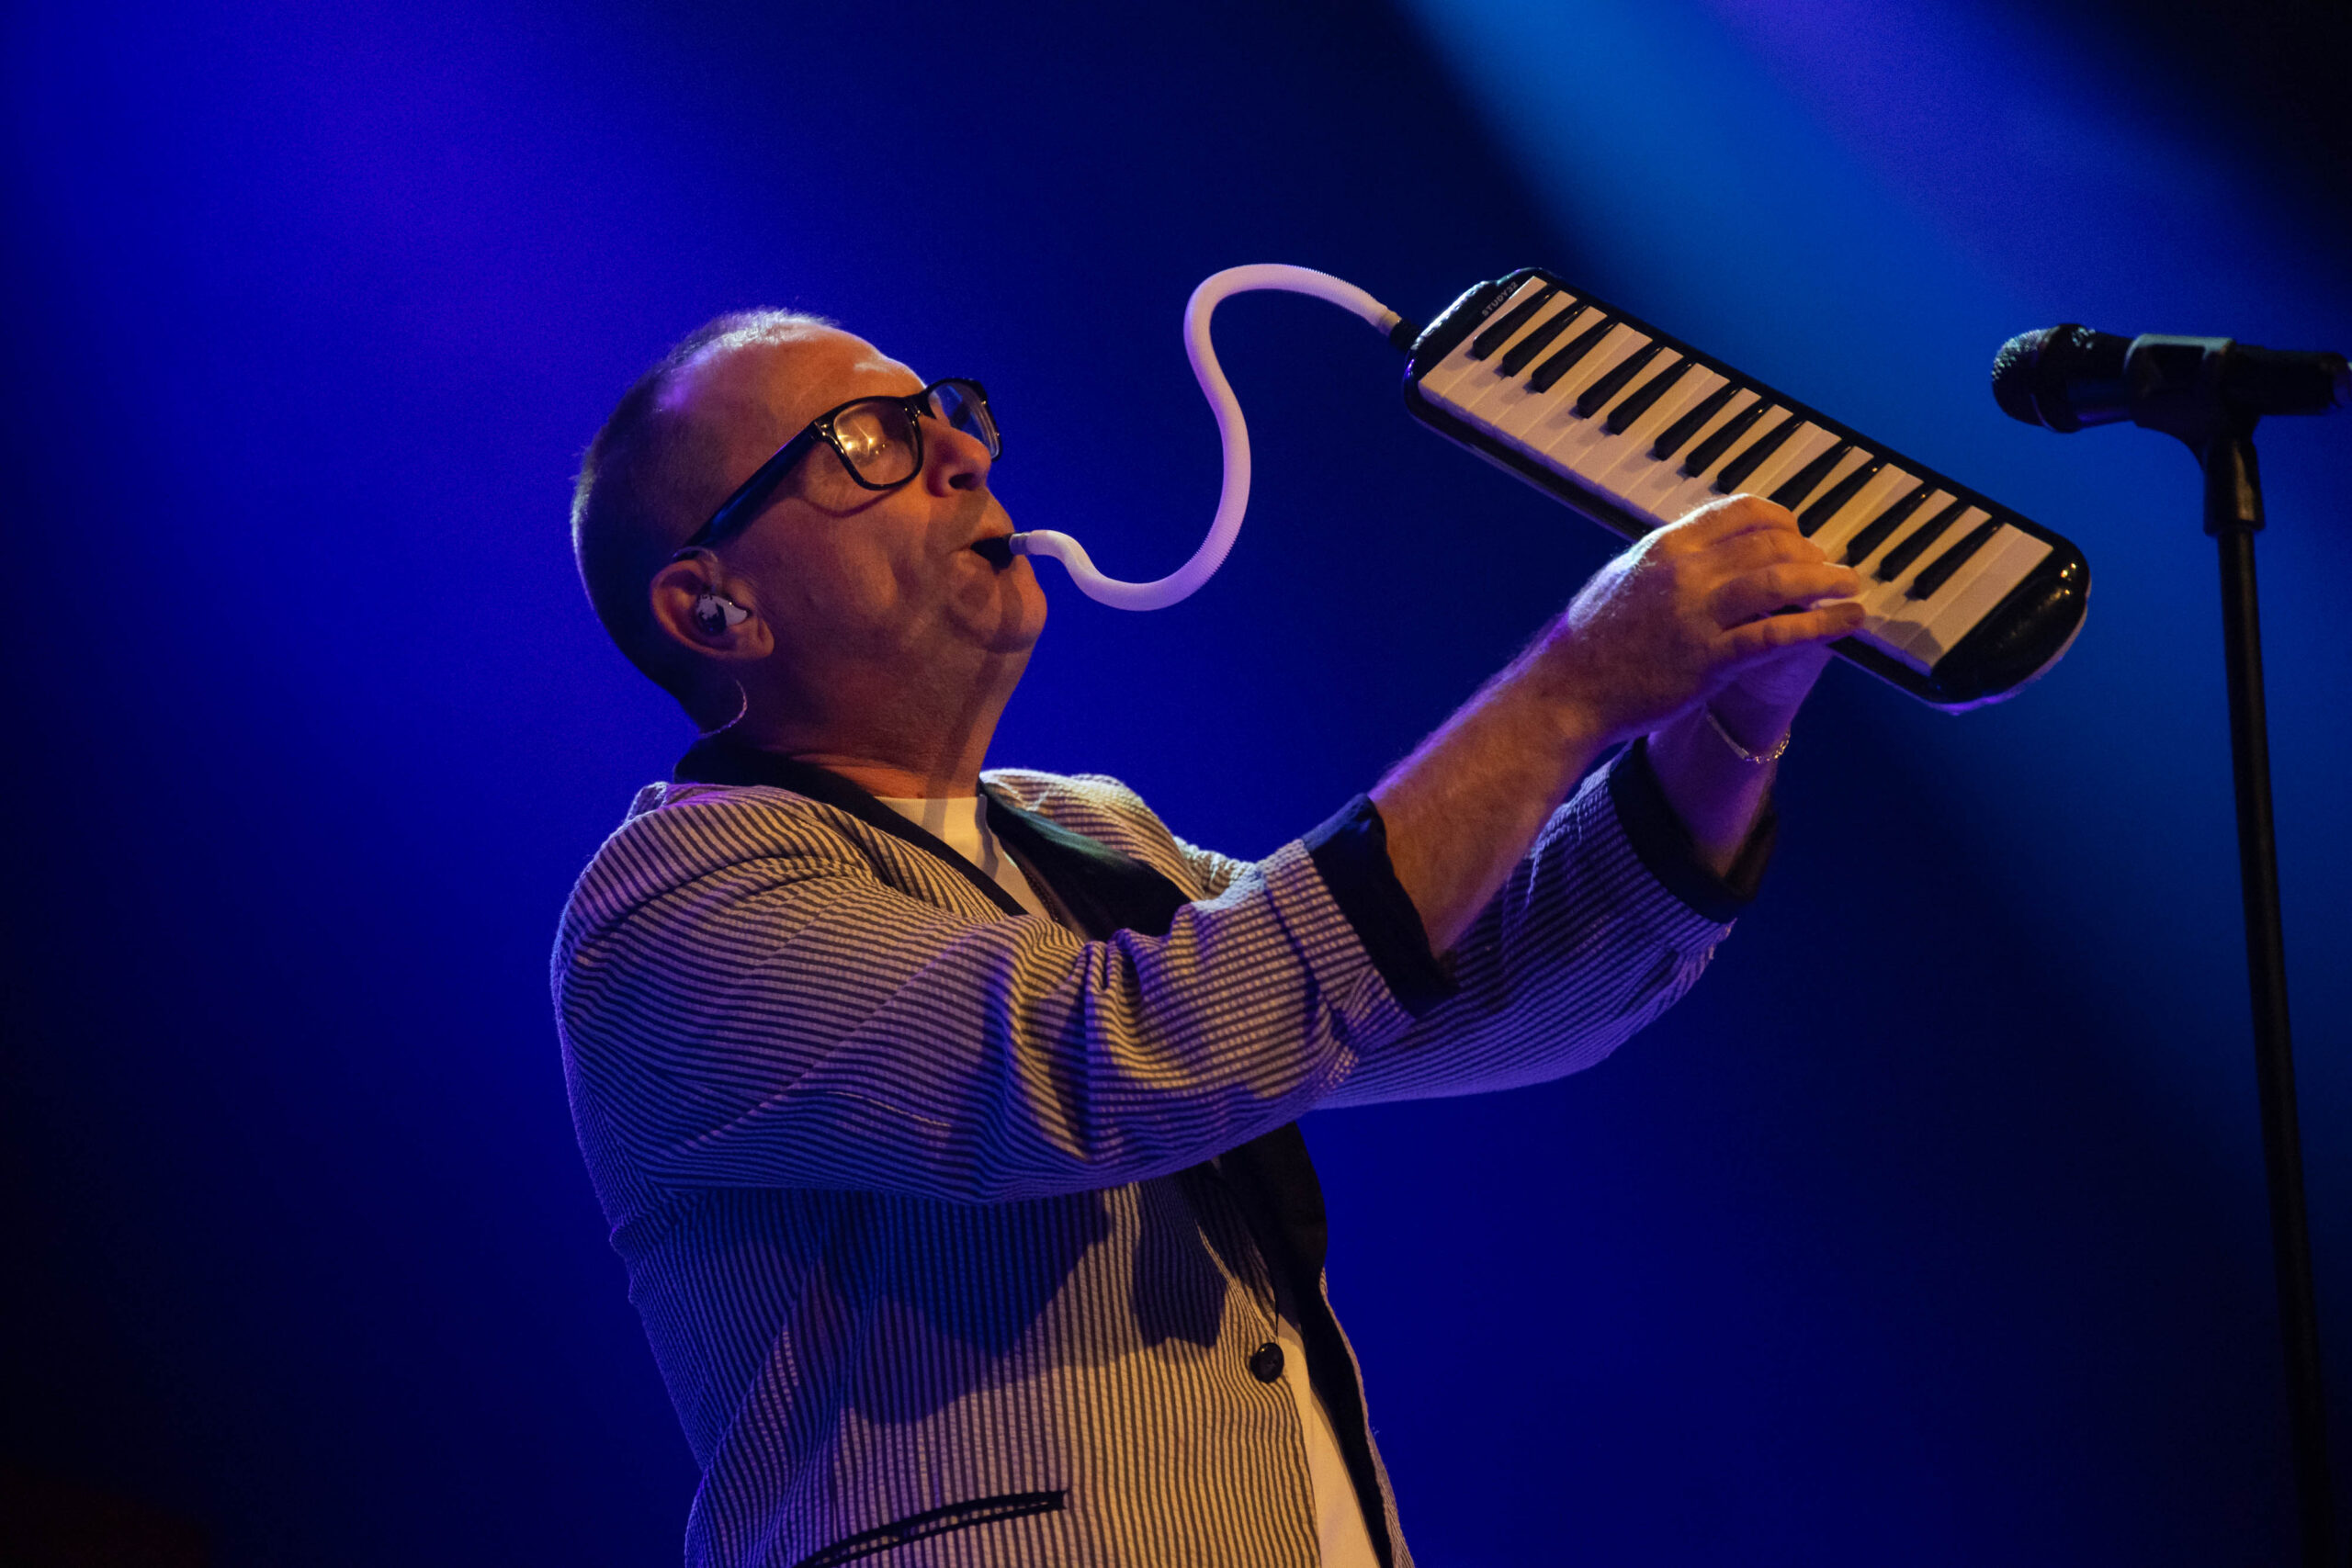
[926,380,999,457]
[825,381,998,488]
[830,401,921,486]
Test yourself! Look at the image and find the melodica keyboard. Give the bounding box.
[1403,269,2089,709]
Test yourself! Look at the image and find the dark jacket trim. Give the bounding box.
[981,786,1192,940]
[1303,794,1458,1019]
[1212,1123,1397,1566]
[1605,739,1773,923]
[788,1490,1068,1568]
[673,739,1028,919]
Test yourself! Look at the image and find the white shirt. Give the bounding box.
[1241,1167,1385,1568]
[874,793,1381,1567]
[873,793,1054,920]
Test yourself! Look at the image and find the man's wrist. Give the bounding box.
[1608,739,1774,920]
[1702,686,1800,760]
[1645,703,1778,876]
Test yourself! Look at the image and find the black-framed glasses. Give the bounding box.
[681,378,1000,550]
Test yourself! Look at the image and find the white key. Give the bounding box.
[1724,421,1836,500]
[1811,466,1921,564]
[1781,446,1872,517]
[1890,526,2008,657]
[1502,322,1645,445]
[1418,345,1479,404]
[1503,326,1649,457]
[1492,298,1601,383]
[1846,492,1961,651]
[1685,403,1790,491]
[1546,323,1652,403]
[1426,283,1570,412]
[1769,434,1871,522]
[1573,365,1723,496]
[1416,327,1501,404]
[1455,373,1556,458]
[1852,625,1935,675]
[1616,363,1727,446]
[1863,507,1994,654]
[1642,449,1766,528]
[1621,388,1760,513]
[1858,493,1961,586]
[1450,307,1587,427]
[1908,530,2052,668]
[1447,332,1563,424]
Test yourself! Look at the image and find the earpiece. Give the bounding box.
[693,593,751,637]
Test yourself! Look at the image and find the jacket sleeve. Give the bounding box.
[1322,751,1740,1108]
[554,786,1418,1206]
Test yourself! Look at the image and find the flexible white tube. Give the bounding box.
[1008,264,1404,611]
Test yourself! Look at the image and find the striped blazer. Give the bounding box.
[552,748,1742,1567]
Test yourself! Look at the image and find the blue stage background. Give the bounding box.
[4,0,2346,1562]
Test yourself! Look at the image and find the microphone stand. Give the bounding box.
[2143,368,2338,1567]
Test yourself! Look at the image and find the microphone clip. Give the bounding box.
[2125,336,2266,532]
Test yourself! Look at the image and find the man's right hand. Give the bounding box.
[1528,494,1865,748]
[1371,495,1861,954]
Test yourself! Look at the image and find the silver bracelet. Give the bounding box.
[1703,704,1791,765]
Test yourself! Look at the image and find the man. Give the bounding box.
[555,310,1864,1568]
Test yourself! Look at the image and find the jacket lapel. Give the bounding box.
[673,739,1026,919]
[978,785,1191,941]
[978,793,1335,1271]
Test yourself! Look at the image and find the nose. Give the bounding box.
[922,417,993,494]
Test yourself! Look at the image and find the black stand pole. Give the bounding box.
[2198,418,2337,1568]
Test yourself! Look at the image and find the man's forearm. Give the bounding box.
[1365,497,1857,954]
[1371,653,1611,956]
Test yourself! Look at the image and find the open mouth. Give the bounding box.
[969,536,1013,569]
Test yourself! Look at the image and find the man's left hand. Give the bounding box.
[1645,497,1858,876]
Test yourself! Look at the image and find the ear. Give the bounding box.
[650,552,773,662]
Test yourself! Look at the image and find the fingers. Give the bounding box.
[1713,598,1867,666]
[1668,495,1861,626]
[1658,491,1804,550]
[1712,560,1865,626]
[1661,496,1842,592]
[1555,493,1861,741]
[1710,524,1833,576]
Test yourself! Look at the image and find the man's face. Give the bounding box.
[677,327,1046,690]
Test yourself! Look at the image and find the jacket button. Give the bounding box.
[1249,1341,1284,1382]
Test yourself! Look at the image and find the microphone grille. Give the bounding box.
[1991,327,2063,427]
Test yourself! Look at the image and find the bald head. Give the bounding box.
[570,309,837,699]
[572,310,1039,785]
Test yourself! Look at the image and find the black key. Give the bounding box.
[1527,316,1618,393]
[1575,340,1664,420]
[1469,284,1560,361]
[1498,301,1589,378]
[1767,438,1853,512]
[1874,499,1971,581]
[1606,355,1692,434]
[1838,479,1930,562]
[1679,396,1768,477]
[1906,518,2001,600]
[1651,382,1737,461]
[1798,456,1888,537]
[1713,412,1802,492]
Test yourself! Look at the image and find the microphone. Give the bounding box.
[1991,324,2348,434]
